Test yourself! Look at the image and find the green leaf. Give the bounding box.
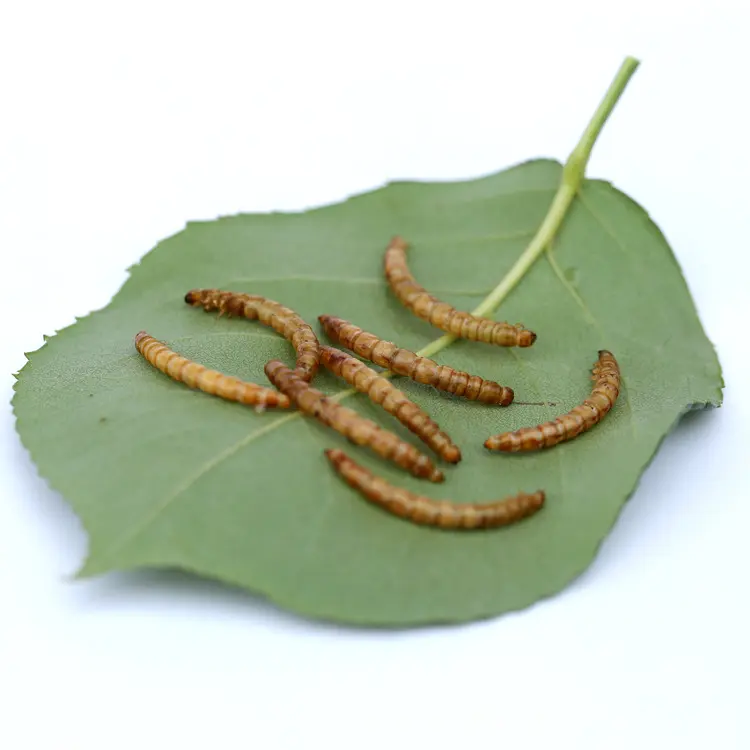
[12,159,722,625]
[12,57,723,625]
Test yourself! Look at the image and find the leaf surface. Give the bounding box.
[13,159,722,625]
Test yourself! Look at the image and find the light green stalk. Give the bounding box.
[330,56,639,403]
[416,56,640,360]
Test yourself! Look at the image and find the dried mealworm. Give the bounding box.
[185,288,321,381]
[484,350,621,452]
[320,345,462,463]
[134,331,290,409]
[325,449,545,530]
[264,360,444,482]
[384,235,537,347]
[318,315,514,406]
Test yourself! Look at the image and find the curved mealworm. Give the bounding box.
[484,350,621,452]
[185,288,320,381]
[318,315,514,406]
[264,360,444,483]
[134,331,290,409]
[325,449,545,530]
[320,345,462,464]
[384,235,537,347]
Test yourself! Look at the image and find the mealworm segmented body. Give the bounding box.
[320,345,462,463]
[264,360,444,482]
[485,350,620,452]
[325,449,545,530]
[185,288,320,381]
[384,236,537,347]
[318,315,514,406]
[134,331,290,409]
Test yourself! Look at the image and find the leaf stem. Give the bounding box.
[416,56,640,361]
[331,57,639,404]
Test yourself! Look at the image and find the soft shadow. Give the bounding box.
[75,567,280,619]
[5,412,90,567]
[582,404,725,575]
[68,567,424,637]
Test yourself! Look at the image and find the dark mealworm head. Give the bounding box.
[184,290,200,305]
[518,330,537,347]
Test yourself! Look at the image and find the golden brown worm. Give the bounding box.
[264,360,444,482]
[485,350,621,452]
[134,331,290,409]
[185,288,320,381]
[384,235,536,347]
[325,449,545,530]
[318,315,514,405]
[319,345,462,463]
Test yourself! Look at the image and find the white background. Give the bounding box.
[1,1,748,748]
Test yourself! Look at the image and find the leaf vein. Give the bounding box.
[99,411,304,563]
[577,189,635,261]
[545,243,599,328]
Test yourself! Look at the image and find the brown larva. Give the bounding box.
[318,315,514,406]
[484,350,621,452]
[320,345,462,463]
[134,331,290,409]
[185,288,321,381]
[325,449,545,530]
[264,359,444,483]
[384,235,537,347]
